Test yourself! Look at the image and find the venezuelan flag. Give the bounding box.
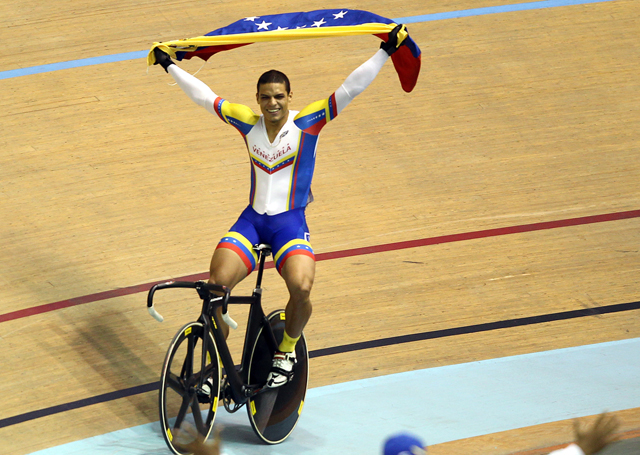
[148,9,421,93]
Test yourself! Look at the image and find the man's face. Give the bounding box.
[257,82,292,125]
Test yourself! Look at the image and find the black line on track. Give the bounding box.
[2,300,638,428]
[309,300,640,357]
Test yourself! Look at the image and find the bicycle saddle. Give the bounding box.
[254,244,272,255]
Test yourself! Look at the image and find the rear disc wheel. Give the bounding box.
[246,310,309,444]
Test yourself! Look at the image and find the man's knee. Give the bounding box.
[290,278,313,302]
[299,271,314,293]
[282,255,315,300]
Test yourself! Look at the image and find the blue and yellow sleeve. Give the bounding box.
[213,97,260,136]
[293,93,338,136]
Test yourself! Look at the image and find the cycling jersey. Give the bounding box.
[212,97,338,215]
[167,49,389,272]
[167,48,389,216]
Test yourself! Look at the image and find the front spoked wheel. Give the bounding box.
[247,310,309,444]
[159,321,221,454]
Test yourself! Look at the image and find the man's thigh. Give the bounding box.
[211,210,260,287]
[209,247,250,289]
[280,253,315,294]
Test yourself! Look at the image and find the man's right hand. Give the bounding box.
[153,47,175,72]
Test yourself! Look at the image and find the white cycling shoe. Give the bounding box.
[266,350,296,388]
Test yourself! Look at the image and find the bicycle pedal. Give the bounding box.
[196,389,212,404]
[196,377,215,403]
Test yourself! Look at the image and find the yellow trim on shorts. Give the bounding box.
[224,231,258,263]
[274,239,313,264]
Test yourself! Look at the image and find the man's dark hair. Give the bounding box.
[257,70,291,94]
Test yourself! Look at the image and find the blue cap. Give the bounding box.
[383,433,427,455]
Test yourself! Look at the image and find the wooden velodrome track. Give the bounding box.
[1,0,639,453]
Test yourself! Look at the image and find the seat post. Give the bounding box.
[254,244,271,290]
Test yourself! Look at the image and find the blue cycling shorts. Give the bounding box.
[216,205,315,275]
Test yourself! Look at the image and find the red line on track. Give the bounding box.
[2,209,638,324]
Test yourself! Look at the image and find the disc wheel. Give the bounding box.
[159,321,221,454]
[246,310,309,444]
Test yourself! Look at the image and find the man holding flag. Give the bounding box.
[154,22,408,387]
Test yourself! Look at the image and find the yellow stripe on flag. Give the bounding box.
[148,23,398,66]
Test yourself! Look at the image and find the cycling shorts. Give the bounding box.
[216,205,315,275]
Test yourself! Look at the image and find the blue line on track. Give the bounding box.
[0,0,617,81]
[0,51,147,81]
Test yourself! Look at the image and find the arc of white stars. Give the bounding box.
[256,20,272,30]
[333,11,348,19]
[244,16,259,21]
[311,18,326,27]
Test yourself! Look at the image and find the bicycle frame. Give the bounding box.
[207,247,279,404]
[147,245,279,407]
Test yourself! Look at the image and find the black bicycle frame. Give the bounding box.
[214,247,279,403]
[147,246,279,406]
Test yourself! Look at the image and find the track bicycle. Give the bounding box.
[146,244,309,453]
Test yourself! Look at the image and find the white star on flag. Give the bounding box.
[244,16,259,21]
[256,20,272,30]
[311,18,326,27]
[333,11,348,19]
[276,26,289,30]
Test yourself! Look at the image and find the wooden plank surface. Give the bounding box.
[1,0,638,453]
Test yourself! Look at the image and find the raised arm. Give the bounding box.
[154,47,259,132]
[154,48,217,115]
[332,49,387,115]
[293,24,406,134]
[168,65,219,115]
[333,24,406,114]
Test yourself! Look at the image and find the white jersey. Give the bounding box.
[167,49,390,215]
[244,111,311,215]
[212,95,335,215]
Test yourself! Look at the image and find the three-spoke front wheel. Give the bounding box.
[159,321,221,454]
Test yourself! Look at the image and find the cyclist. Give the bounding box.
[153,24,407,387]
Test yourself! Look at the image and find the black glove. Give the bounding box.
[153,47,175,72]
[380,24,406,56]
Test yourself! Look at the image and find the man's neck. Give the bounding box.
[265,116,288,143]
